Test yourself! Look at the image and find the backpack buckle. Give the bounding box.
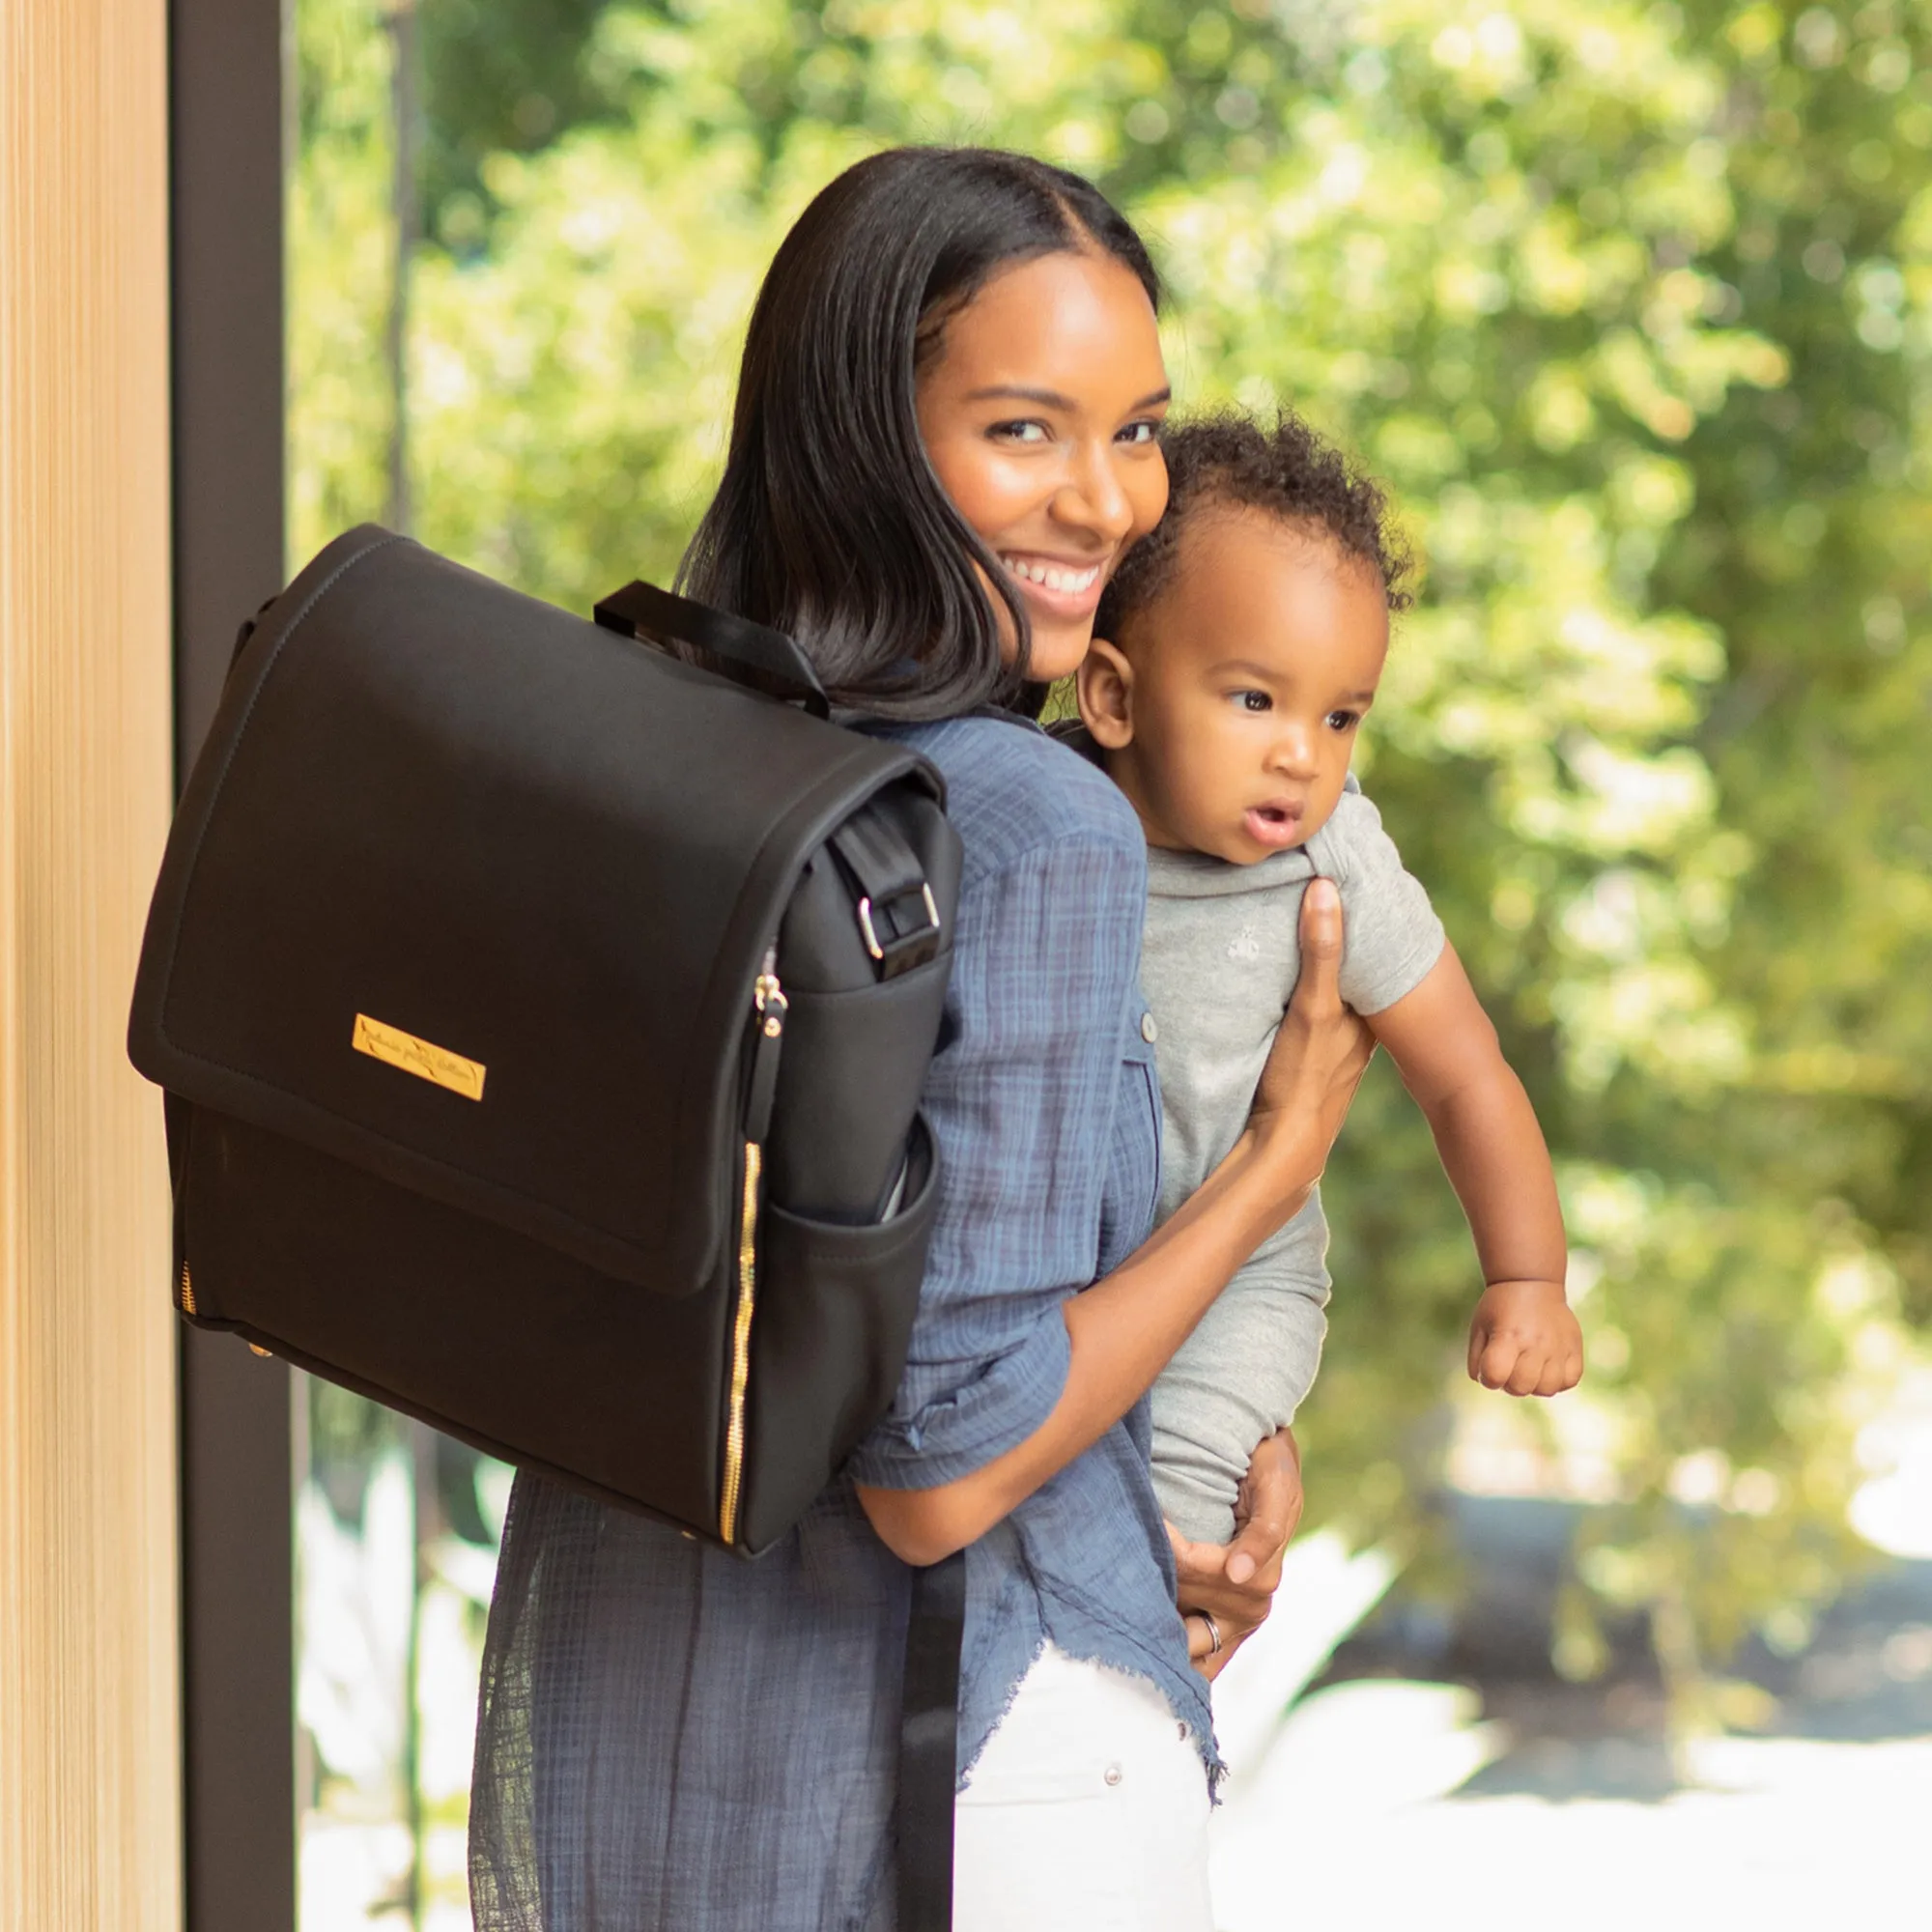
[858,884,942,978]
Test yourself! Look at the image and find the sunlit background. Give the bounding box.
[287,1,1932,1925]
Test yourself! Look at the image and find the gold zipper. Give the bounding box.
[718,1138,761,1546]
[179,1260,197,1316]
[723,958,788,1546]
[719,953,785,1546]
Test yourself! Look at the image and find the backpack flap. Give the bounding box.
[128,526,948,1297]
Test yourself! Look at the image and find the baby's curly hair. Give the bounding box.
[1097,411,1414,643]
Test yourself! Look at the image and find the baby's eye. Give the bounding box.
[988,419,1051,445]
[1232,690,1272,713]
[1326,708,1361,731]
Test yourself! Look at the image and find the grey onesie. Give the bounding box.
[1142,777,1446,1542]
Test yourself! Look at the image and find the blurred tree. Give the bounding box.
[289,0,396,556]
[1668,0,1932,1327]
[419,0,616,247]
[289,0,1932,1734]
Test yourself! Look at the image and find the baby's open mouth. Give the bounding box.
[1243,803,1304,849]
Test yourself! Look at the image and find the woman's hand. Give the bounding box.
[1249,878,1377,1191]
[1172,1427,1305,1680]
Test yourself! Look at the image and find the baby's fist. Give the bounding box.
[1467,1281,1584,1398]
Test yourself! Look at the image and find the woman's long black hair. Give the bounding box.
[678,147,1160,719]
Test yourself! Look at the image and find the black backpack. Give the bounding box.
[128,525,967,1924]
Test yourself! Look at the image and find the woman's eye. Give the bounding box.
[1116,419,1161,445]
[988,419,1051,444]
[1233,690,1271,713]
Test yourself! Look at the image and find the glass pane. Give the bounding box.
[297,1381,508,1928]
[282,0,1932,1923]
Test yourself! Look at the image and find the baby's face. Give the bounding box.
[1081,512,1390,865]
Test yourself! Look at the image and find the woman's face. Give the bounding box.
[916,248,1171,684]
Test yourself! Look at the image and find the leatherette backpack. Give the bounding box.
[130,522,964,1553]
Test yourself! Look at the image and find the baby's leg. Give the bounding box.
[1151,1242,1330,1546]
[1151,1378,1275,1546]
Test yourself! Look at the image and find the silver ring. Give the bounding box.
[1197,1611,1223,1657]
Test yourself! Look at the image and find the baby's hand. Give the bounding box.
[1466,1281,1584,1397]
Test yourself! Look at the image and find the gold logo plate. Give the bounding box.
[353,1013,487,1101]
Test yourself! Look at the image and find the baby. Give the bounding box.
[1075,412,1584,1545]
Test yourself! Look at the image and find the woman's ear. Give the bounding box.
[1077,638,1136,750]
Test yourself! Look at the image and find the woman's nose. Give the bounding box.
[1050,441,1135,545]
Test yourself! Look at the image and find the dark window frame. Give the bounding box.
[170,3,296,1927]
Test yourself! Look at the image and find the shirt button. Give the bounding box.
[1103,1764,1123,1787]
[1177,1721,1189,1742]
[1140,1011,1158,1044]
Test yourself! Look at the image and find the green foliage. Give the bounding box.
[290,0,1932,1727]
[420,0,617,240]
[289,0,398,557]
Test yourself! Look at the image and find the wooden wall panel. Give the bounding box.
[0,3,182,1929]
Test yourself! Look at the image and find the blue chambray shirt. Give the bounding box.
[469,716,1210,1932]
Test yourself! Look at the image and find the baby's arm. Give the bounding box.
[1366,944,1583,1398]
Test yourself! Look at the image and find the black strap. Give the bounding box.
[829,816,943,979]
[895,1550,966,1931]
[593,579,831,720]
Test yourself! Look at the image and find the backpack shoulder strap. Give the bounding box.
[895,1549,967,1930]
[593,579,830,720]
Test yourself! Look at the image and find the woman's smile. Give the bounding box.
[999,550,1107,613]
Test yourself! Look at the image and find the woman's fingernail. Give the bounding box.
[1227,1553,1255,1584]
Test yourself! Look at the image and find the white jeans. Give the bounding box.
[952,1644,1215,1932]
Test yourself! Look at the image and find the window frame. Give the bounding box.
[171,2,296,1926]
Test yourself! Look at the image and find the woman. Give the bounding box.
[469,146,1372,1932]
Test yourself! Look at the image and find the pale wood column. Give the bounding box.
[0,3,182,1929]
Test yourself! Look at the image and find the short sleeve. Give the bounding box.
[846,831,1147,1492]
[1321,790,1446,1016]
